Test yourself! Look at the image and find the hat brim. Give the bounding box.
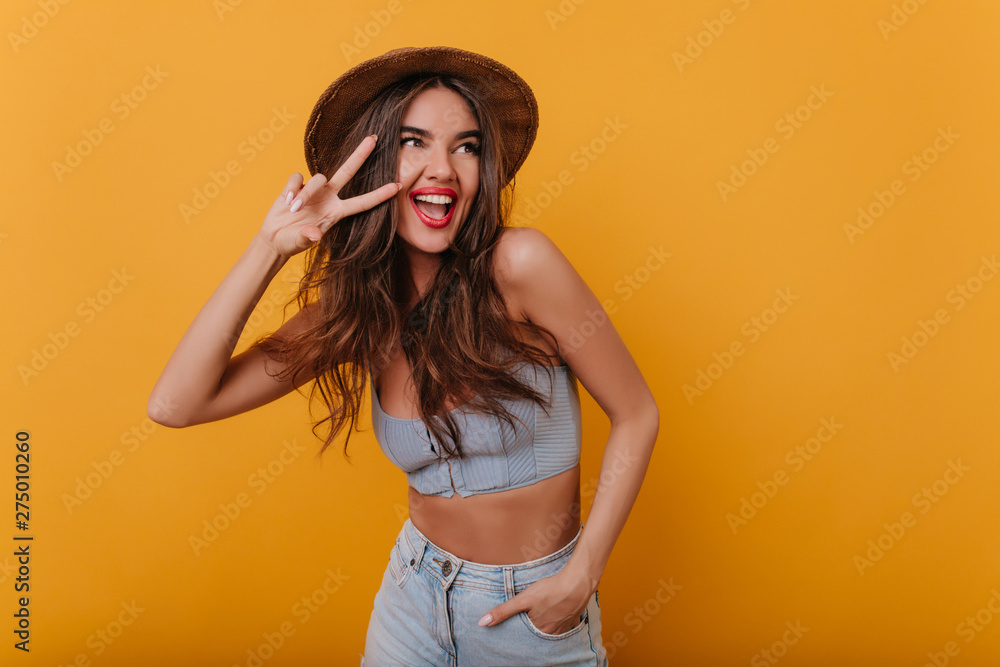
[304,46,538,187]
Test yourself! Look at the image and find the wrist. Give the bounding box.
[248,233,289,268]
[561,556,601,596]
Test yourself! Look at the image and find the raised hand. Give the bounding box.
[256,134,401,259]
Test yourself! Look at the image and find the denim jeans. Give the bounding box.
[361,517,609,666]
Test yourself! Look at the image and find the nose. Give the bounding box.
[424,143,456,182]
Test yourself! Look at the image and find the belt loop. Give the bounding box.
[403,519,428,573]
[503,566,515,601]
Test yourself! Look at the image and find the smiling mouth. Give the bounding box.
[410,193,456,228]
[412,194,454,219]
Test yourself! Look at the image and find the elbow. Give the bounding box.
[644,399,660,440]
[146,392,190,428]
[612,395,659,437]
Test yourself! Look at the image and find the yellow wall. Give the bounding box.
[3,0,1000,664]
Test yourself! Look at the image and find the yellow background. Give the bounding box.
[3,0,1000,665]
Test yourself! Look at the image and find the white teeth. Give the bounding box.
[413,194,454,205]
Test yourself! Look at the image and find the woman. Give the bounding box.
[149,46,658,666]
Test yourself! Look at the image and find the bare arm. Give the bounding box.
[146,234,311,427]
[148,134,401,427]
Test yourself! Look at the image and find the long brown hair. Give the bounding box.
[253,74,562,463]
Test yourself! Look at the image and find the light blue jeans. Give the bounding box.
[361,517,609,666]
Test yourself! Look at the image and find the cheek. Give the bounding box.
[398,154,423,183]
[462,167,480,203]
[395,192,411,217]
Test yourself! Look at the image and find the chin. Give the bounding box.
[400,231,454,255]
[397,211,464,256]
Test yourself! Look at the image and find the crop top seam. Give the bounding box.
[369,360,570,424]
[446,460,579,498]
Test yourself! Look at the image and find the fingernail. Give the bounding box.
[285,191,293,205]
[478,614,492,627]
[371,134,378,142]
[290,199,302,213]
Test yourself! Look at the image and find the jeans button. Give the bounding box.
[441,561,452,576]
[410,558,415,566]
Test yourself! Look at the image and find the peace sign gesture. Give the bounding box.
[257,134,401,259]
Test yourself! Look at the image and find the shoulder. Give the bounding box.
[492,226,573,319]
[492,226,566,285]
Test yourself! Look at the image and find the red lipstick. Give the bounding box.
[410,187,458,229]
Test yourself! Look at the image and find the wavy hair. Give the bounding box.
[252,74,563,463]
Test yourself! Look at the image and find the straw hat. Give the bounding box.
[304,46,538,186]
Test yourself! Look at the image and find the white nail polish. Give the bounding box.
[285,191,293,205]
[290,199,302,213]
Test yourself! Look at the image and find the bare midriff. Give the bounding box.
[374,297,582,564]
[408,464,582,564]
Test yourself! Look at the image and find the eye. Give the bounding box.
[456,141,481,155]
[401,136,423,148]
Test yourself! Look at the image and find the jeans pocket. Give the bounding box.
[519,606,589,641]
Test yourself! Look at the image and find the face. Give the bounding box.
[394,86,481,259]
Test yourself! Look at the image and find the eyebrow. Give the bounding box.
[400,126,482,141]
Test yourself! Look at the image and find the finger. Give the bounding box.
[302,224,322,243]
[326,135,379,193]
[338,181,402,219]
[478,596,524,627]
[281,173,304,206]
[289,173,328,213]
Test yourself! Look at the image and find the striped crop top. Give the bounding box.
[369,359,582,498]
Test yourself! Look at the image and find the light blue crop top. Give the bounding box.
[369,359,582,498]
